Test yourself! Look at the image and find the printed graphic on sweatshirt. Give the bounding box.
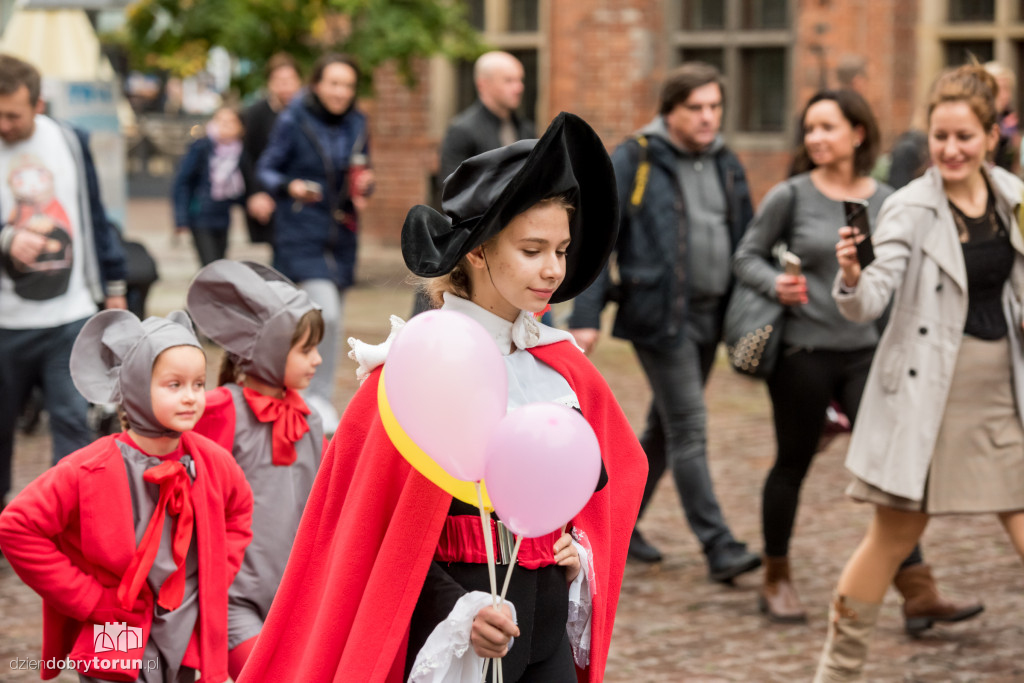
[3,154,73,300]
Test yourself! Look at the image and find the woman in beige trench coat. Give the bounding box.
[815,63,1024,681]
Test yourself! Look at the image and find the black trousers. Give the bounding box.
[486,629,575,682]
[762,345,923,568]
[190,227,229,267]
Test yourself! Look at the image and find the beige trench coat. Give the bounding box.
[832,165,1024,501]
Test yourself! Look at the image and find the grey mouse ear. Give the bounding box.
[186,260,282,362]
[166,309,197,337]
[241,260,296,286]
[70,309,145,404]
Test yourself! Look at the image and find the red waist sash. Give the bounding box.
[434,515,562,570]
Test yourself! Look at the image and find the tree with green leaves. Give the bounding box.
[109,0,484,95]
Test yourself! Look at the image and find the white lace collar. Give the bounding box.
[439,293,578,355]
[347,294,579,381]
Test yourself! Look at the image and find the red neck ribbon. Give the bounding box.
[242,387,311,466]
[117,460,195,611]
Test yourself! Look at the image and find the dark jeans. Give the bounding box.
[634,335,738,556]
[190,227,229,267]
[0,317,93,502]
[763,345,924,569]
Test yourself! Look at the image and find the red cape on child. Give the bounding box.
[238,340,647,682]
[0,432,253,682]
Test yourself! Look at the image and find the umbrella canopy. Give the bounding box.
[0,8,115,81]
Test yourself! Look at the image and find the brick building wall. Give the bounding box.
[361,0,922,245]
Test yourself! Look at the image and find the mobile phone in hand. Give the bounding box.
[303,180,324,201]
[843,198,874,267]
[783,251,802,277]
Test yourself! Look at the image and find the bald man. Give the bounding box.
[411,52,537,316]
[438,51,534,184]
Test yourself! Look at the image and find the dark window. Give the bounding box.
[464,0,485,31]
[455,59,477,112]
[739,48,786,132]
[1015,41,1024,115]
[742,0,788,29]
[943,40,994,66]
[508,48,538,123]
[509,0,538,32]
[680,0,725,30]
[948,0,995,22]
[678,48,725,74]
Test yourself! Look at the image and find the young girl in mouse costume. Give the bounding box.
[237,113,647,683]
[0,310,253,682]
[186,259,325,679]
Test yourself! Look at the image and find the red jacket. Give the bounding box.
[238,340,647,682]
[0,432,253,681]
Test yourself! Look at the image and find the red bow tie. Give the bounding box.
[243,387,311,466]
[117,460,194,612]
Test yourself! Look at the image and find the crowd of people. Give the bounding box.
[0,39,1023,683]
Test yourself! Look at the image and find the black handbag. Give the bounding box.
[723,179,797,379]
[723,282,785,378]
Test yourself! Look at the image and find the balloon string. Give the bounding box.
[475,482,499,683]
[498,535,522,604]
[492,536,522,683]
[474,482,499,606]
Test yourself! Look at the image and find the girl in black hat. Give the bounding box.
[238,113,647,683]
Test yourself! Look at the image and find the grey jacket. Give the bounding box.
[833,165,1024,499]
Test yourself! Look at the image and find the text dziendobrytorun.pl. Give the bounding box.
[9,657,160,672]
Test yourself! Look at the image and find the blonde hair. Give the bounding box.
[984,61,1016,91]
[417,195,576,308]
[928,62,999,131]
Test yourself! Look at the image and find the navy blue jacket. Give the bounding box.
[568,133,754,349]
[172,137,243,232]
[257,93,370,289]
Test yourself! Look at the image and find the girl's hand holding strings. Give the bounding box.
[471,603,519,658]
[554,531,581,583]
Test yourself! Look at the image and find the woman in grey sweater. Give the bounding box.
[732,89,980,629]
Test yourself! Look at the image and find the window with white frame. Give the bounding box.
[930,0,1024,113]
[454,0,542,125]
[671,0,792,136]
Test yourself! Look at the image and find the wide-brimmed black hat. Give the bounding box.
[402,112,618,304]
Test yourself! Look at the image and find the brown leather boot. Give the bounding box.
[892,563,984,637]
[757,555,807,623]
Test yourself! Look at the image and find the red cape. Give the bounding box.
[238,341,647,682]
[0,432,253,682]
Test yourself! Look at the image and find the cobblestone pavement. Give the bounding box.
[2,200,1023,681]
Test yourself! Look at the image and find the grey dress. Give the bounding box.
[221,383,323,648]
[80,439,199,683]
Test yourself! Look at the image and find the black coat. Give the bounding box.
[568,133,754,349]
[438,100,534,187]
[240,98,282,243]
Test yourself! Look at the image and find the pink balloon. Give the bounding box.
[483,403,602,538]
[384,309,507,482]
